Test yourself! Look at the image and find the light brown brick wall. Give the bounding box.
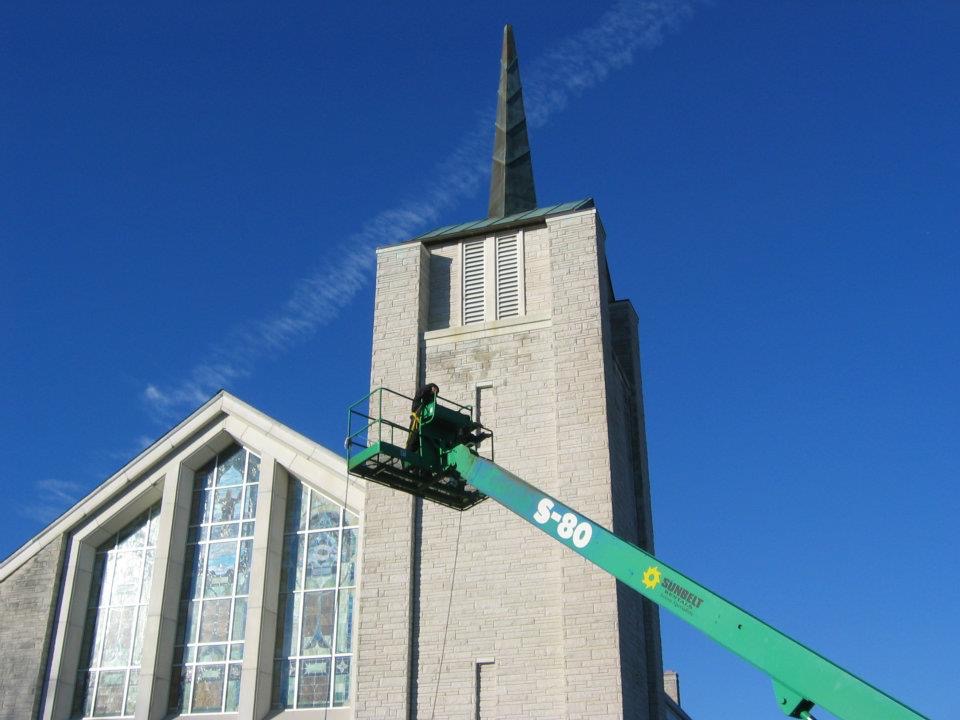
[611,298,666,720]
[360,209,664,719]
[416,325,563,718]
[355,242,431,720]
[0,535,66,720]
[547,211,631,719]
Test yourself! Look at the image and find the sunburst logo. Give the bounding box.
[642,566,662,589]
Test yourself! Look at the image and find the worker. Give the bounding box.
[411,383,440,413]
[406,383,439,452]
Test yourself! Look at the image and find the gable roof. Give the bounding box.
[0,390,357,580]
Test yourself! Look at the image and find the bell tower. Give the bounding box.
[355,25,665,720]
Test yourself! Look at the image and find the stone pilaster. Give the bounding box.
[354,242,430,720]
[547,211,627,719]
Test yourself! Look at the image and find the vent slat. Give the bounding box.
[495,236,520,319]
[463,239,486,325]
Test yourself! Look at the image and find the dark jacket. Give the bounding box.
[411,384,439,412]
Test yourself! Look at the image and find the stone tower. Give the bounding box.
[355,26,665,720]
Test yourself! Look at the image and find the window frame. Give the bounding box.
[461,237,488,325]
[73,502,162,719]
[494,232,524,320]
[262,463,361,720]
[168,444,262,716]
[40,477,165,720]
[271,476,360,713]
[461,230,526,326]
[41,414,363,720]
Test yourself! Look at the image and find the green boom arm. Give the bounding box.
[447,445,928,720]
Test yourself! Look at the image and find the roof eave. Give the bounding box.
[399,198,595,247]
[0,390,352,577]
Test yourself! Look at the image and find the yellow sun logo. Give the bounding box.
[642,566,662,589]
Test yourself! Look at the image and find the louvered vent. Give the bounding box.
[463,239,486,324]
[496,235,520,319]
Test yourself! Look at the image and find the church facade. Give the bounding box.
[1,392,365,720]
[1,25,695,720]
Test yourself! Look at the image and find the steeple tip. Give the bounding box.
[488,24,536,219]
[502,24,516,63]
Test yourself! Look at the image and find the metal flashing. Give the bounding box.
[407,198,595,245]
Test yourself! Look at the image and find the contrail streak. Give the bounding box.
[143,0,697,420]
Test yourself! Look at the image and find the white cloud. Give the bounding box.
[103,434,159,466]
[20,478,87,524]
[143,0,697,421]
[524,0,696,126]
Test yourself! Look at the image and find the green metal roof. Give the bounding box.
[409,198,595,245]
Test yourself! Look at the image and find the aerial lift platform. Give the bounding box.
[346,387,929,720]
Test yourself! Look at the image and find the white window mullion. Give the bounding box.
[328,522,343,708]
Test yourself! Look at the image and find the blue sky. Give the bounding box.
[2,1,957,718]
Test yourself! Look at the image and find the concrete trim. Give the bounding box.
[219,394,349,481]
[391,201,597,248]
[375,241,423,256]
[231,419,364,518]
[238,453,281,719]
[140,434,226,720]
[544,206,598,225]
[1,394,227,580]
[1,391,355,580]
[269,709,354,720]
[41,471,166,720]
[423,312,551,347]
[43,542,92,720]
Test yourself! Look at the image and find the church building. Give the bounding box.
[0,26,695,720]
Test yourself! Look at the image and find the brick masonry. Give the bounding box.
[0,535,66,720]
[357,208,665,719]
[663,670,680,706]
[355,242,431,719]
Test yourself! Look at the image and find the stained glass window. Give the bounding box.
[170,444,260,714]
[273,478,358,709]
[73,504,161,719]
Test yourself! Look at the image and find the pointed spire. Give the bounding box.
[488,24,537,218]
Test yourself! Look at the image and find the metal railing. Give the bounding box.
[345,386,474,465]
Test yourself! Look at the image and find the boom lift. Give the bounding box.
[346,387,929,720]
